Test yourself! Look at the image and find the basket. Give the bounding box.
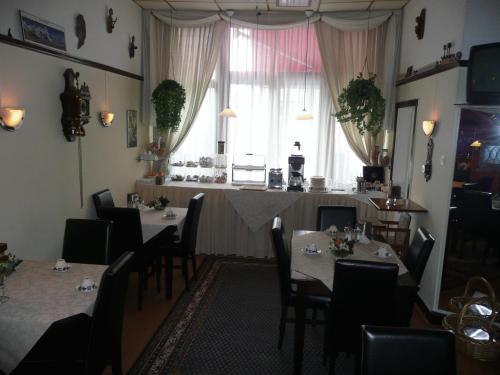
[443,300,500,362]
[449,277,499,318]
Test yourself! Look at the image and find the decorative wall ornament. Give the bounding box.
[106,8,117,33]
[75,14,86,49]
[129,35,137,58]
[415,8,426,40]
[127,110,138,148]
[60,68,91,142]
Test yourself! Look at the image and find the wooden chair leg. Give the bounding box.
[164,254,173,299]
[137,271,143,311]
[181,257,189,290]
[191,254,197,280]
[278,306,287,349]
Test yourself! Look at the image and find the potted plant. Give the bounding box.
[336,73,386,137]
[151,80,186,133]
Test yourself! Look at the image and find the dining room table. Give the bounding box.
[290,230,418,375]
[0,260,108,374]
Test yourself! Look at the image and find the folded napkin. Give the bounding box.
[358,234,371,244]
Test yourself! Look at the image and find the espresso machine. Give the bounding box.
[287,141,305,192]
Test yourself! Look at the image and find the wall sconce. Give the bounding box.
[100,111,114,127]
[0,107,25,131]
[422,120,436,182]
[470,139,481,147]
[219,107,237,118]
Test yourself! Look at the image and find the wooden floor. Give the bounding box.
[106,255,499,375]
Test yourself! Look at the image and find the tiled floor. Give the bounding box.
[109,255,499,375]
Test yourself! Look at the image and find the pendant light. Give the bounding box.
[296,10,313,121]
[220,10,236,118]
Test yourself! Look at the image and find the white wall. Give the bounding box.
[0,0,142,75]
[462,0,500,59]
[0,1,147,261]
[399,0,466,75]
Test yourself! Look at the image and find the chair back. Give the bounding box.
[317,205,357,231]
[462,190,492,228]
[92,189,115,217]
[181,193,205,254]
[329,259,399,353]
[86,251,134,375]
[394,213,411,246]
[404,227,435,284]
[271,217,291,307]
[361,325,456,375]
[98,207,143,264]
[62,219,112,265]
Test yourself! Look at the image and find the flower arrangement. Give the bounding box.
[0,252,20,276]
[328,238,354,258]
[147,196,170,210]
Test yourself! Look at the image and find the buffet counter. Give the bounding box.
[135,181,391,258]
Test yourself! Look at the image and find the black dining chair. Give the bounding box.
[160,193,204,297]
[361,325,456,375]
[402,227,435,285]
[325,259,399,374]
[271,216,330,349]
[62,219,112,265]
[316,205,357,232]
[99,207,161,310]
[92,189,115,217]
[13,251,134,375]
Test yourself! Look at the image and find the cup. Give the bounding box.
[375,247,391,258]
[306,244,318,253]
[54,258,68,271]
[80,277,94,291]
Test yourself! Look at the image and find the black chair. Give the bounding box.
[361,325,456,375]
[62,219,112,265]
[326,259,399,374]
[317,205,357,232]
[271,217,330,349]
[403,227,435,285]
[99,207,160,310]
[92,189,115,217]
[14,252,134,375]
[161,193,204,297]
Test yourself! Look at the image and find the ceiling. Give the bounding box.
[133,0,410,13]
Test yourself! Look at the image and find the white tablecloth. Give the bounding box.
[291,231,408,291]
[140,207,187,243]
[136,181,392,258]
[0,261,107,374]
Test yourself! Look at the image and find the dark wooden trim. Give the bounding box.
[416,295,446,325]
[396,60,468,86]
[0,34,143,81]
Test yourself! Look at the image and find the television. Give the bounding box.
[467,42,500,105]
[363,166,384,183]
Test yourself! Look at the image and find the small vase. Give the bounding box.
[370,146,380,166]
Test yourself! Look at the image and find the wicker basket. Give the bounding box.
[443,300,500,362]
[449,277,499,318]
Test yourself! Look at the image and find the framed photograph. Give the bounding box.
[127,110,138,148]
[19,11,66,52]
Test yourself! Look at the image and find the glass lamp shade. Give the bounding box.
[422,120,435,136]
[296,110,313,121]
[219,107,237,118]
[0,107,25,131]
[100,111,115,127]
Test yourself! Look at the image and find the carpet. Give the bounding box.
[128,257,354,375]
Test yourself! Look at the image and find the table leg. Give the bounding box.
[294,282,306,375]
[165,253,173,299]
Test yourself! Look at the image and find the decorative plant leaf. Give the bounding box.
[151,80,186,133]
[335,73,386,137]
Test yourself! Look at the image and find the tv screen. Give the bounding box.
[467,42,500,105]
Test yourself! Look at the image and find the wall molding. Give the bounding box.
[0,34,143,81]
[397,60,468,86]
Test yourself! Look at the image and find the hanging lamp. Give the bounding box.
[220,10,236,118]
[296,10,314,121]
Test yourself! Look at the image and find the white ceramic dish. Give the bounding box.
[75,283,98,293]
[301,248,322,255]
[53,265,71,272]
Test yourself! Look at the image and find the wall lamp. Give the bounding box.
[100,111,114,127]
[0,107,25,131]
[422,120,436,182]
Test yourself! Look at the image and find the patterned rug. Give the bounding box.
[128,257,354,375]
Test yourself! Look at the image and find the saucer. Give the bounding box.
[163,213,177,220]
[374,250,392,258]
[53,265,71,272]
[75,283,98,293]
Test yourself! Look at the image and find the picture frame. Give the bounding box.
[127,110,138,148]
[19,11,66,52]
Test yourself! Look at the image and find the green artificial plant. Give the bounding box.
[336,73,386,137]
[151,79,186,133]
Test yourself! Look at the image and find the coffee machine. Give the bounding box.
[287,141,305,192]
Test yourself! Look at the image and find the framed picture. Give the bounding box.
[127,110,138,148]
[19,11,66,52]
